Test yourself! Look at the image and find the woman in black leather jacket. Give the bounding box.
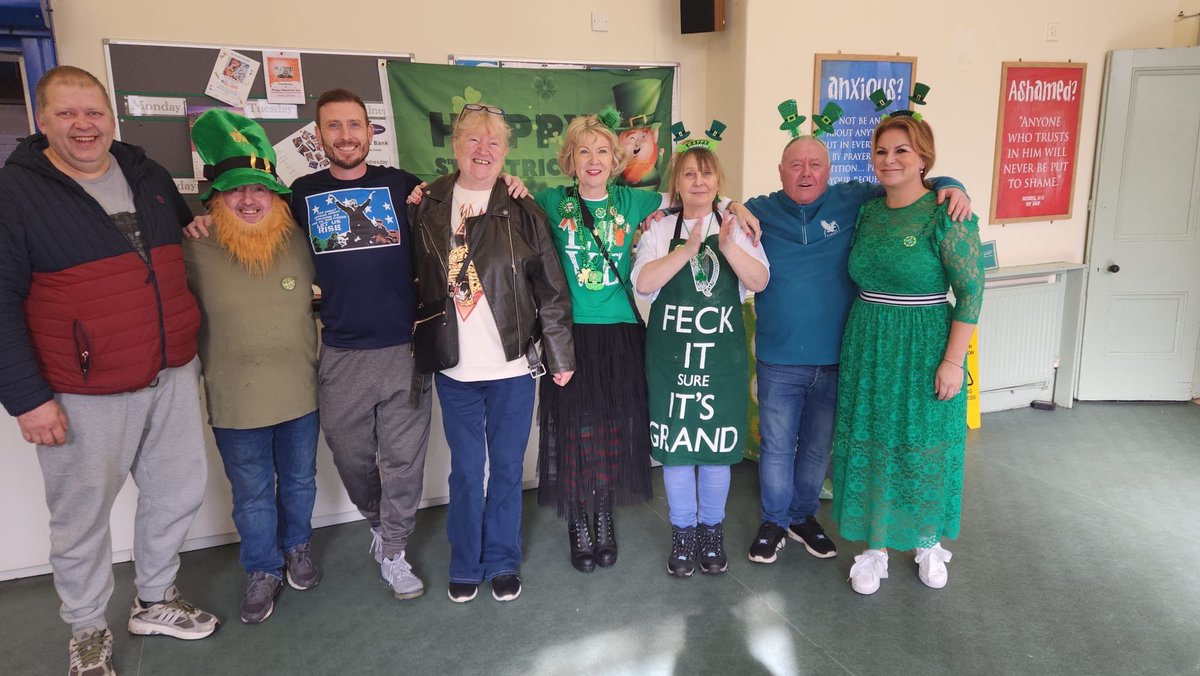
[409,103,574,604]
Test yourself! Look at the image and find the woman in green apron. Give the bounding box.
[631,137,769,577]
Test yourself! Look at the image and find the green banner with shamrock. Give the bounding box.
[385,61,674,193]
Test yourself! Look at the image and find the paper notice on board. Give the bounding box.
[274,122,331,186]
[264,51,306,105]
[205,48,259,107]
[125,95,186,117]
[366,102,399,169]
[244,100,298,119]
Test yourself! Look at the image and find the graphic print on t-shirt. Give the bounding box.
[449,201,484,320]
[555,202,628,291]
[304,187,400,253]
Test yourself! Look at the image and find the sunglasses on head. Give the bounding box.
[461,103,505,116]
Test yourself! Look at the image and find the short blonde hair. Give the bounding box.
[666,147,725,209]
[557,115,627,179]
[35,66,111,114]
[451,103,511,149]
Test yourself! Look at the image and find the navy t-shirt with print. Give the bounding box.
[289,164,420,349]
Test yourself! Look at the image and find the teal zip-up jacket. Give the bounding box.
[746,177,962,366]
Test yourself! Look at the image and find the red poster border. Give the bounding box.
[989,61,1087,224]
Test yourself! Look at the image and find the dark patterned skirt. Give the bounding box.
[537,322,653,517]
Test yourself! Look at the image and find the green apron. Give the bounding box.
[646,213,748,466]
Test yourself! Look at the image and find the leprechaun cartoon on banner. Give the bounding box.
[631,122,770,578]
[611,79,668,189]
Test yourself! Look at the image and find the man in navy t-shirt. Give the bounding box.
[289,88,431,601]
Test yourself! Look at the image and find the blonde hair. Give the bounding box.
[666,147,725,209]
[451,103,511,149]
[35,66,111,114]
[872,115,936,189]
[557,115,627,178]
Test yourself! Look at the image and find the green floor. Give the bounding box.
[3,402,1198,675]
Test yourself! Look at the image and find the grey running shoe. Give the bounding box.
[239,571,282,624]
[128,585,220,639]
[368,526,384,565]
[285,542,322,590]
[68,628,114,676]
[381,551,424,600]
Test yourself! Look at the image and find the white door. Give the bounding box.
[1077,48,1200,401]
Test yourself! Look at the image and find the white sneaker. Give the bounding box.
[848,549,889,595]
[914,543,952,589]
[381,551,424,600]
[368,526,384,565]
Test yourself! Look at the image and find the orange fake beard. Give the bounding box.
[209,195,296,276]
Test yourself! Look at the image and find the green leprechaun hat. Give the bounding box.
[869,89,893,112]
[705,120,726,141]
[777,99,806,137]
[909,82,930,105]
[192,109,290,200]
[671,121,690,143]
[612,79,663,131]
[812,102,844,136]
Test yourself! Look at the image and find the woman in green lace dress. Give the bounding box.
[831,114,984,595]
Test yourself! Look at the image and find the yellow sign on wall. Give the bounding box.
[967,330,981,429]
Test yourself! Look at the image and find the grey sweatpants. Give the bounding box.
[318,344,432,559]
[36,358,207,634]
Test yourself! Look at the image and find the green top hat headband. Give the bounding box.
[611,80,663,130]
[191,109,290,201]
[777,99,806,138]
[672,119,726,154]
[776,99,843,139]
[871,82,931,121]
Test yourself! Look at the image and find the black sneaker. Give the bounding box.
[667,526,697,577]
[787,515,838,558]
[697,523,728,574]
[491,574,522,602]
[447,582,478,603]
[747,522,786,563]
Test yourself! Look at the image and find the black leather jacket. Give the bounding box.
[410,174,574,376]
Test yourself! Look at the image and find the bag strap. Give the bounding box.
[577,189,645,327]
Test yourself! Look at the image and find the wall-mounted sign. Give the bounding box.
[989,62,1086,223]
[813,53,917,185]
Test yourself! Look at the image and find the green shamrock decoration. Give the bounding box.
[451,86,483,113]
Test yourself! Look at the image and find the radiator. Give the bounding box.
[976,278,1065,392]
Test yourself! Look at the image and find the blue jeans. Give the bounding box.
[756,361,838,527]
[212,410,320,575]
[662,465,731,528]
[436,373,535,584]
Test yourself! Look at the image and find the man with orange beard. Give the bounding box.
[183,110,321,625]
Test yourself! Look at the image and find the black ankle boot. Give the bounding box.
[594,493,617,567]
[568,509,596,573]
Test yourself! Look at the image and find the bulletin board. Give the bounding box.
[102,39,412,210]
[988,61,1086,223]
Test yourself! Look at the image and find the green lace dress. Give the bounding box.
[831,192,984,551]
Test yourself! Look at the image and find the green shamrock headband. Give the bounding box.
[776,98,845,139]
[870,82,930,121]
[671,120,726,154]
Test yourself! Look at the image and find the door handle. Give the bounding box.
[1106,264,1120,273]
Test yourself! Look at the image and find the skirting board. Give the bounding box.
[0,479,539,582]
